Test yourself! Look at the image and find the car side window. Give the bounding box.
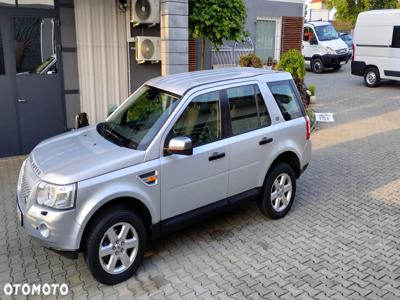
[392,26,400,48]
[268,81,303,121]
[227,84,271,135]
[171,91,221,147]
[303,27,310,42]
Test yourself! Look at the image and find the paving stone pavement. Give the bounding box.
[1,64,400,299]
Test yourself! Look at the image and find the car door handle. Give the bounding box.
[209,152,225,161]
[18,99,27,103]
[259,137,273,145]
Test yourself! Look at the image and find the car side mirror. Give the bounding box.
[167,137,193,155]
[310,37,318,45]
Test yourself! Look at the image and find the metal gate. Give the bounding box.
[211,37,255,68]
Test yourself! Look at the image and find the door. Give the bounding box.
[160,90,229,220]
[302,26,314,62]
[0,11,65,157]
[225,83,278,197]
[256,19,277,63]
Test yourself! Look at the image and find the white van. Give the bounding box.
[351,9,400,87]
[302,21,351,73]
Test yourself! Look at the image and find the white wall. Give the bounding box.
[74,0,129,124]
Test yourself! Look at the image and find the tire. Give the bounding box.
[333,64,342,71]
[311,57,324,73]
[258,162,297,219]
[84,206,147,285]
[364,67,380,87]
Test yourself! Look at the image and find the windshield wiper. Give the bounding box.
[99,122,137,149]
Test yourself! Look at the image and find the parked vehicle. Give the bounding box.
[302,21,352,73]
[338,32,353,52]
[17,68,312,285]
[351,9,400,87]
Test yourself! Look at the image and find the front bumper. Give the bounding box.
[322,53,351,67]
[17,196,82,255]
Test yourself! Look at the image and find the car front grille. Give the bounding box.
[336,48,348,55]
[18,158,40,210]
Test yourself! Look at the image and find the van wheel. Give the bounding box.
[364,67,380,87]
[258,162,296,219]
[84,206,147,285]
[312,58,324,73]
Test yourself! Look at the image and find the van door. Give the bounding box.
[302,26,314,65]
[160,89,229,223]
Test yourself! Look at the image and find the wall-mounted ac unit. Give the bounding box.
[135,36,161,63]
[130,0,160,27]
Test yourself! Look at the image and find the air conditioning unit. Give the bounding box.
[135,36,161,63]
[130,0,160,27]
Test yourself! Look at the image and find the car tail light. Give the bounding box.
[352,44,355,61]
[305,115,311,140]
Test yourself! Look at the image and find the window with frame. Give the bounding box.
[392,26,400,48]
[0,26,4,74]
[268,81,303,121]
[171,91,221,147]
[227,84,270,135]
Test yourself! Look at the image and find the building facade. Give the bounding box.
[0,0,303,157]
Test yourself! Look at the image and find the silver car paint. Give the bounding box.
[17,69,312,252]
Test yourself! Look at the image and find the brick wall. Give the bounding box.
[189,38,197,71]
[281,16,304,55]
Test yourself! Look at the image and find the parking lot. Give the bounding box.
[1,64,400,299]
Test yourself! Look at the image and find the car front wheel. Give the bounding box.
[258,162,296,219]
[84,206,147,285]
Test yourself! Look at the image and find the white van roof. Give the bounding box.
[356,9,400,26]
[306,21,331,27]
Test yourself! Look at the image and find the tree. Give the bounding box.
[327,0,399,25]
[189,0,248,70]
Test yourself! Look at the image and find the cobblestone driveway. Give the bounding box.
[1,65,400,299]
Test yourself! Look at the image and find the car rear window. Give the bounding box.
[227,84,271,135]
[268,81,303,121]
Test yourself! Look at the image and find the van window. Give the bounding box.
[392,26,400,48]
[268,81,303,121]
[227,84,270,135]
[172,91,221,147]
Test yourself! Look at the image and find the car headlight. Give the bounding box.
[36,182,76,209]
[326,47,336,55]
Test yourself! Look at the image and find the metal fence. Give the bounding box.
[211,38,255,68]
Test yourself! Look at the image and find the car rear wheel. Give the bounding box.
[258,162,297,219]
[364,67,380,87]
[312,58,324,73]
[84,206,147,285]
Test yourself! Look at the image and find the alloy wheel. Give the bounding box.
[98,222,139,275]
[270,173,293,212]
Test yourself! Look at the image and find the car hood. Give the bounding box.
[30,126,145,185]
[320,38,348,50]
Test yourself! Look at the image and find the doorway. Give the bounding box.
[0,7,65,157]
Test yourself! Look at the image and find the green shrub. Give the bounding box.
[278,49,306,81]
[308,84,316,96]
[239,53,263,68]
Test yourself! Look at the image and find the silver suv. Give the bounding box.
[17,68,311,285]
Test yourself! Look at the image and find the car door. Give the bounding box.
[225,82,280,199]
[160,88,229,221]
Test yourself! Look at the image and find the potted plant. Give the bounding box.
[308,84,317,104]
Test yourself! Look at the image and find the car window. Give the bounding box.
[172,91,221,147]
[303,27,310,42]
[268,81,303,121]
[392,26,400,48]
[227,84,270,135]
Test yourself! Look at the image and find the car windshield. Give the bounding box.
[98,86,181,150]
[315,25,339,41]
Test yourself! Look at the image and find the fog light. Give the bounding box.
[39,223,50,238]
